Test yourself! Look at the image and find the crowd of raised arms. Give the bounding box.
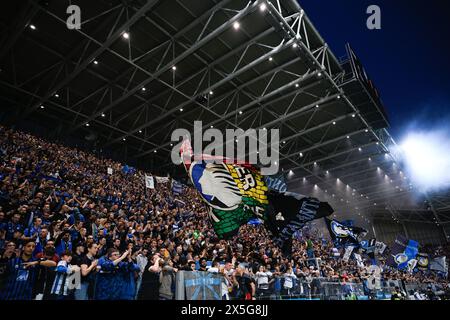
[0,125,449,300]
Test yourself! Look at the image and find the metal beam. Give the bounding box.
[23,0,159,117]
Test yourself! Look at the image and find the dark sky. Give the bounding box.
[299,0,450,140]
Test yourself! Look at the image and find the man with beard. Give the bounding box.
[34,241,59,300]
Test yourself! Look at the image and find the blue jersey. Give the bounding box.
[55,240,72,256]
[0,256,37,300]
[5,222,23,241]
[94,257,139,300]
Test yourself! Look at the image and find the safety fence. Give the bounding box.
[174,272,447,301]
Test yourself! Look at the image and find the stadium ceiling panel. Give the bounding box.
[0,0,449,231]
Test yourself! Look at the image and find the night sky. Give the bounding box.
[299,0,450,140]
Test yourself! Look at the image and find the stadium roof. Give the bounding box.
[0,0,449,234]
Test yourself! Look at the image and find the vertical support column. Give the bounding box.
[175,270,185,300]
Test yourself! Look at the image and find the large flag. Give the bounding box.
[172,179,183,195]
[429,256,448,275]
[324,218,367,247]
[179,137,333,254]
[386,235,419,270]
[145,174,154,189]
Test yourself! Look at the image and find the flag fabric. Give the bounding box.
[375,241,387,255]
[386,235,419,270]
[155,176,170,184]
[407,259,418,274]
[341,220,354,227]
[145,175,154,189]
[324,218,367,247]
[174,199,186,207]
[264,174,287,192]
[122,165,136,174]
[354,253,364,268]
[180,138,334,255]
[343,246,355,262]
[429,256,447,275]
[247,218,263,226]
[172,179,183,195]
[107,167,113,175]
[416,253,429,271]
[365,238,377,259]
[360,240,369,250]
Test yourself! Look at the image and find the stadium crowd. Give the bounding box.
[0,125,449,300]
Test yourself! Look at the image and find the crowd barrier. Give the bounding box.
[173,272,445,301]
[0,268,446,300]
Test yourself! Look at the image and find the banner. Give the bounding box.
[325,218,367,247]
[172,179,183,195]
[343,246,355,262]
[155,176,170,184]
[107,167,113,175]
[375,241,387,255]
[354,253,364,268]
[429,256,447,275]
[264,174,287,193]
[386,235,419,270]
[145,174,154,189]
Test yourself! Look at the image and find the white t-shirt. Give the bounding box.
[256,271,272,288]
[283,272,297,289]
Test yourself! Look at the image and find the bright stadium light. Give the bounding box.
[259,3,267,11]
[30,24,36,30]
[400,130,450,191]
[122,32,129,39]
[233,21,240,30]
